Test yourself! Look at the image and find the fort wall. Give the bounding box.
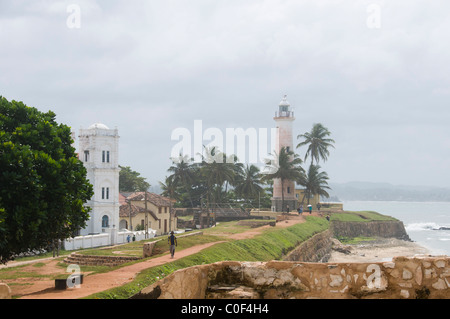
[132,256,450,299]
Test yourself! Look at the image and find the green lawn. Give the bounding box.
[330,211,398,222]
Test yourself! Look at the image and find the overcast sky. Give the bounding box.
[1,0,449,189]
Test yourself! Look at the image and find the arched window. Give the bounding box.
[102,215,109,228]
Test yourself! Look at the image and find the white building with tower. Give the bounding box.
[77,123,120,243]
[64,123,153,250]
[271,95,297,212]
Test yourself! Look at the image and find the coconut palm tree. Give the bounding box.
[168,154,196,208]
[234,164,264,205]
[159,175,180,202]
[297,123,335,166]
[199,146,237,208]
[262,147,304,212]
[297,164,331,205]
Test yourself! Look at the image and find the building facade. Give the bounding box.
[271,96,298,212]
[119,192,177,236]
[78,123,120,244]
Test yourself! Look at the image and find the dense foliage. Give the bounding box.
[0,97,93,264]
[160,123,335,209]
[119,165,150,192]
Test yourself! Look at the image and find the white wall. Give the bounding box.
[64,229,156,251]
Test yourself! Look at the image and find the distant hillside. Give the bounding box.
[326,181,450,202]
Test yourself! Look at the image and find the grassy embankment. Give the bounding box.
[330,210,398,222]
[1,210,396,298]
[87,216,329,299]
[329,210,398,244]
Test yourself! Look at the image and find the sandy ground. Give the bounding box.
[328,238,431,263]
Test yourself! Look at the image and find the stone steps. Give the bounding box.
[64,253,141,267]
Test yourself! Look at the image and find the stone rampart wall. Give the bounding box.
[330,220,411,241]
[132,257,450,299]
[283,230,332,263]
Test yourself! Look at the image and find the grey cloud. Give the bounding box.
[1,0,449,188]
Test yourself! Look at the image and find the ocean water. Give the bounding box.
[342,201,450,256]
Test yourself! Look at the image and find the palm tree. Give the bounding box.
[224,153,244,193]
[234,164,264,205]
[262,147,304,212]
[297,164,331,205]
[159,175,180,202]
[168,155,195,208]
[297,123,335,166]
[199,146,236,208]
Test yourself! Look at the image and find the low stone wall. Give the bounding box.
[131,256,450,299]
[64,253,141,267]
[283,230,332,263]
[0,283,11,299]
[143,241,159,258]
[330,220,411,241]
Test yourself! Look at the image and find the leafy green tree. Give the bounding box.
[296,123,335,166]
[119,165,150,192]
[262,147,304,212]
[0,97,93,264]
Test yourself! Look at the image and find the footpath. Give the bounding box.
[15,217,306,299]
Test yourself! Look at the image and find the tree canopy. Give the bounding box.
[119,165,150,192]
[262,147,305,211]
[0,97,93,264]
[160,123,336,211]
[297,164,331,205]
[297,123,335,165]
[161,148,271,209]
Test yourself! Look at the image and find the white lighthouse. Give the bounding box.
[271,95,297,212]
[78,123,120,244]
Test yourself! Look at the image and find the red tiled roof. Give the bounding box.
[119,202,159,220]
[125,191,173,207]
[119,193,127,206]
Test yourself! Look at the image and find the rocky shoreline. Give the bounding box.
[328,237,432,263]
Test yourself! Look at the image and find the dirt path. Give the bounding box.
[19,241,223,299]
[14,217,307,299]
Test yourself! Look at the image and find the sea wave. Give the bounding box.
[405,222,450,231]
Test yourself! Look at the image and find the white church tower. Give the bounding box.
[78,123,120,244]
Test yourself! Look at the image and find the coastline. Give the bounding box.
[342,201,450,257]
[328,238,432,263]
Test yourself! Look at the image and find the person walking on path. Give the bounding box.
[308,205,312,214]
[168,231,178,258]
